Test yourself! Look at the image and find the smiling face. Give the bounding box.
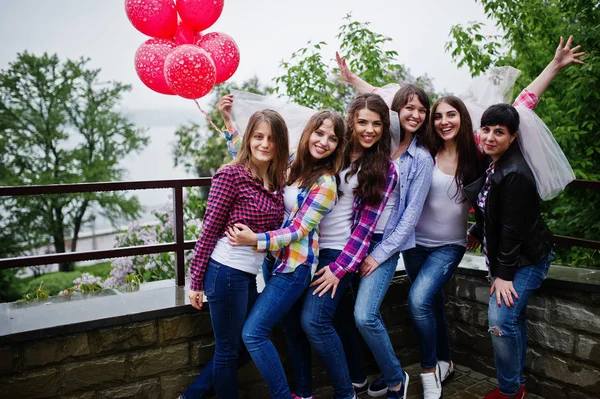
[479,124,516,162]
[249,121,274,167]
[434,102,461,142]
[352,108,383,150]
[398,94,427,134]
[307,118,339,160]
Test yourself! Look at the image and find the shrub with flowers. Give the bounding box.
[103,187,205,288]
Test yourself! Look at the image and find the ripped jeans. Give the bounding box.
[488,254,552,396]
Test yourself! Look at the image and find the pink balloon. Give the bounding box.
[177,0,224,32]
[198,32,240,84]
[174,18,201,45]
[125,0,177,38]
[134,38,177,95]
[164,45,216,99]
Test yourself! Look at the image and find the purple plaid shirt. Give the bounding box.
[328,163,398,279]
[188,164,284,291]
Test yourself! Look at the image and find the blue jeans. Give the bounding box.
[354,240,403,388]
[301,249,356,399]
[488,254,552,396]
[402,244,466,369]
[183,259,258,399]
[242,261,312,399]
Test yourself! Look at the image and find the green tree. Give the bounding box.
[0,52,149,271]
[274,14,436,112]
[446,0,600,266]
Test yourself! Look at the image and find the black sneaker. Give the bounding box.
[386,372,409,399]
[367,376,387,397]
[353,378,369,395]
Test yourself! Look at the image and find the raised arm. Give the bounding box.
[217,94,242,157]
[524,36,585,99]
[336,52,377,93]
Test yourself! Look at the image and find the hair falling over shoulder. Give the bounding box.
[345,93,392,206]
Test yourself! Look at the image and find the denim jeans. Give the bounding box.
[182,259,258,399]
[354,238,403,388]
[301,249,356,399]
[488,254,552,396]
[334,272,367,385]
[242,261,311,399]
[402,244,466,369]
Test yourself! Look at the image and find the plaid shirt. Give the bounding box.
[188,164,284,291]
[258,175,338,274]
[328,163,399,279]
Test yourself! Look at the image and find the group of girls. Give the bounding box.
[180,36,584,399]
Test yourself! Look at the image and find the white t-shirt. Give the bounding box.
[415,164,470,247]
[283,184,300,218]
[211,237,266,275]
[375,157,401,234]
[319,168,358,250]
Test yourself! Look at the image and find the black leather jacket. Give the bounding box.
[463,142,553,281]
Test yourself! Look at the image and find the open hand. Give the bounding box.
[553,36,586,69]
[225,223,258,246]
[490,277,519,308]
[310,265,340,298]
[359,255,380,277]
[336,51,357,84]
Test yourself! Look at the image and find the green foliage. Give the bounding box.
[274,14,436,112]
[0,52,149,271]
[446,0,600,267]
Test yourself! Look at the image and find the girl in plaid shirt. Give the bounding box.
[216,96,347,399]
[182,109,289,399]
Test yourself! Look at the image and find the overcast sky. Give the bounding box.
[0,0,500,224]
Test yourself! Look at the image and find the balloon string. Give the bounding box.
[193,100,222,134]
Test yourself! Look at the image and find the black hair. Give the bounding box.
[480,104,520,135]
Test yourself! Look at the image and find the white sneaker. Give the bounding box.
[437,360,454,382]
[420,367,442,399]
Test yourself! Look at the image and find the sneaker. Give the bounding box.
[420,367,442,399]
[385,372,409,399]
[484,385,526,399]
[352,378,369,395]
[437,360,454,383]
[291,394,314,399]
[367,376,387,397]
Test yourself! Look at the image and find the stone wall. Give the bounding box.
[446,269,600,399]
[2,269,598,398]
[0,276,416,399]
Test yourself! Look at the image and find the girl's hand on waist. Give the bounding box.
[226,223,258,246]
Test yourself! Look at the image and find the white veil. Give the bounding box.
[230,90,317,150]
[459,67,575,200]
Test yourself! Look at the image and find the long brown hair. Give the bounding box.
[229,109,289,191]
[287,110,346,189]
[424,96,483,199]
[391,84,431,144]
[345,93,392,205]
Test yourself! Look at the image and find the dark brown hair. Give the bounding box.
[345,93,392,205]
[287,110,346,189]
[391,84,431,144]
[229,109,289,191]
[424,96,484,200]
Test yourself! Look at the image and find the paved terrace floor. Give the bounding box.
[312,363,544,399]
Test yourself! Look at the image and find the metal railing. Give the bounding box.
[0,178,599,287]
[0,178,211,286]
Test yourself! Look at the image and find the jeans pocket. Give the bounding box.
[203,260,220,296]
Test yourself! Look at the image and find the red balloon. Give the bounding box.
[177,0,224,32]
[164,45,216,99]
[174,18,201,45]
[125,0,177,38]
[198,32,240,84]
[134,38,177,95]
